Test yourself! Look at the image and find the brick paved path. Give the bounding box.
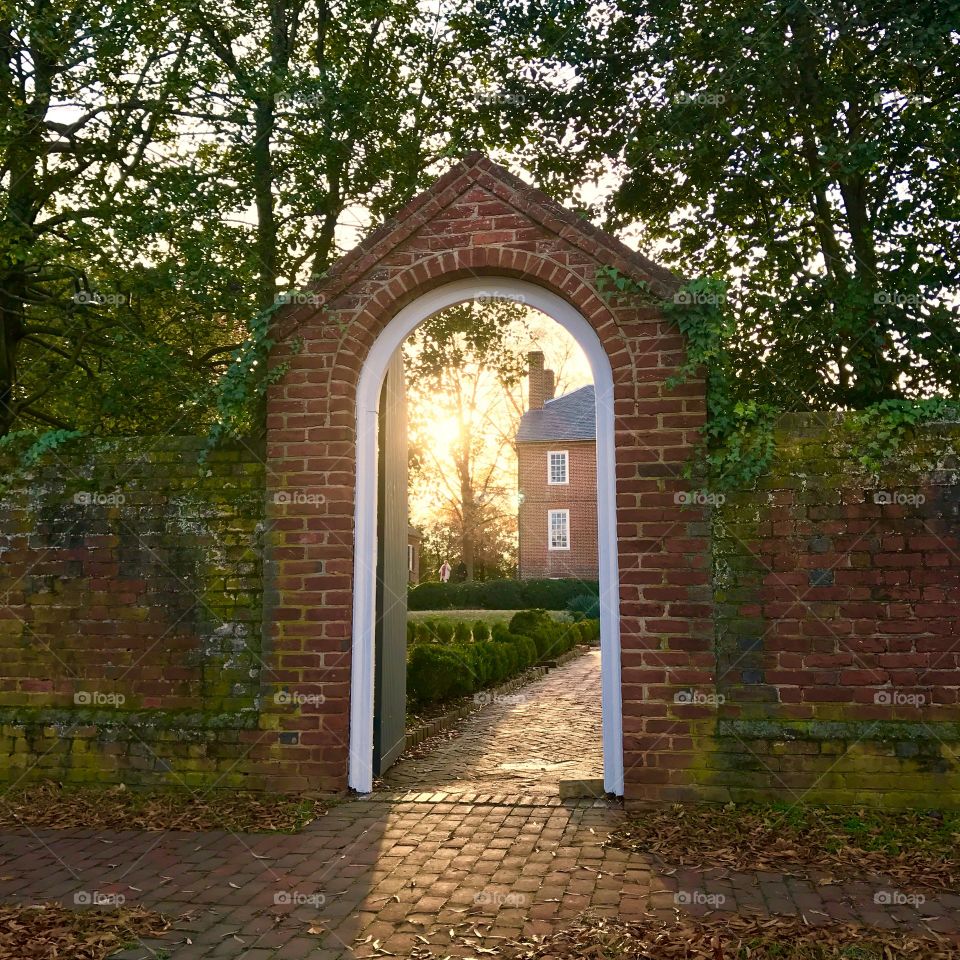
[2,796,957,959]
[383,648,604,796]
[1,653,957,958]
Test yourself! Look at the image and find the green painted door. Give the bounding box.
[373,349,409,775]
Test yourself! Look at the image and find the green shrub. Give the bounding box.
[472,640,507,686]
[485,641,511,683]
[509,609,564,660]
[568,593,601,621]
[406,607,600,707]
[407,644,476,703]
[492,639,521,675]
[511,633,538,669]
[408,578,600,611]
[508,608,551,636]
[406,621,416,644]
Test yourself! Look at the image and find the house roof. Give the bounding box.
[516,385,596,443]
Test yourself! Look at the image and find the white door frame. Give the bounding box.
[348,278,624,795]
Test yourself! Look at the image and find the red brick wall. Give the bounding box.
[702,414,960,808]
[265,153,712,800]
[0,438,265,788]
[518,440,598,580]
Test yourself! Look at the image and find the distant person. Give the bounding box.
[438,560,452,583]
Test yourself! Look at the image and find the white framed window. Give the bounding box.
[547,450,569,485]
[548,509,570,550]
[407,544,414,572]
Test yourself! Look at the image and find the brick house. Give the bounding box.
[516,351,598,580]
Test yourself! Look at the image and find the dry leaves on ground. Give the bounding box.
[0,780,324,833]
[503,912,956,959]
[608,802,960,890]
[0,902,167,960]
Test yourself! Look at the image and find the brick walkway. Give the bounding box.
[1,652,957,958]
[383,648,603,796]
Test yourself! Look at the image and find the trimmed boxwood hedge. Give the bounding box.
[406,607,600,707]
[407,578,599,611]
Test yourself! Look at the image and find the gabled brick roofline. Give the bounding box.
[309,152,681,304]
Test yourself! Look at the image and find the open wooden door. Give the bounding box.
[373,349,409,775]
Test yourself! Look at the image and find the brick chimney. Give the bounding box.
[527,351,545,410]
[543,369,555,403]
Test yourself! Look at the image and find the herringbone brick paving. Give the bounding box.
[383,648,604,796]
[0,653,956,958]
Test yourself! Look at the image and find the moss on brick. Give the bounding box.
[0,437,266,790]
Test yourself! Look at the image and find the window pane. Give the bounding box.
[549,510,569,549]
[549,451,568,484]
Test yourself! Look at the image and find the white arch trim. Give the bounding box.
[349,277,624,795]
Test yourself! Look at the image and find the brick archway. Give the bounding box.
[264,154,712,804]
[349,277,624,794]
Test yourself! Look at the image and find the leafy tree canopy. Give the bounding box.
[479,0,960,414]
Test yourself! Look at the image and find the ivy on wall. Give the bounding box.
[200,299,304,463]
[596,266,959,488]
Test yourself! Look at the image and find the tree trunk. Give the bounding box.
[252,96,278,310]
[786,3,893,403]
[0,277,24,437]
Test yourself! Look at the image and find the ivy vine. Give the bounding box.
[200,298,303,463]
[0,428,85,494]
[597,267,777,488]
[849,397,960,474]
[594,266,958,489]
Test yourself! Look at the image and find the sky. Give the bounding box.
[406,305,593,535]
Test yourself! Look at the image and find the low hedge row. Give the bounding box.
[406,609,600,706]
[407,578,600,611]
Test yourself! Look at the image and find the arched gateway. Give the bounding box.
[265,154,712,804]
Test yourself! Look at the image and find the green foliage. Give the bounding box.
[508,608,552,637]
[567,593,600,621]
[488,0,960,411]
[663,278,779,488]
[594,265,654,301]
[405,608,597,705]
[509,608,583,660]
[201,303,302,461]
[849,398,960,473]
[0,429,85,492]
[512,633,539,669]
[408,578,599,610]
[1,0,505,439]
[492,636,521,675]
[596,267,960,488]
[407,644,476,703]
[596,268,779,488]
